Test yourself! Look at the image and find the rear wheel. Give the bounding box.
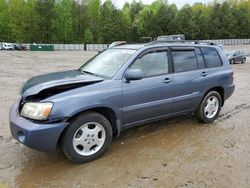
[62,112,112,163]
[196,91,222,123]
[242,58,246,64]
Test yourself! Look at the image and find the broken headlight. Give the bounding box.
[21,102,53,120]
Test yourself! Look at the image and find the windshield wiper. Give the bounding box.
[80,70,105,78]
[81,70,96,75]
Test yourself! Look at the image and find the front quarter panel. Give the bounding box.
[45,80,122,122]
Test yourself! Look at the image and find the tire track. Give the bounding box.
[217,103,250,122]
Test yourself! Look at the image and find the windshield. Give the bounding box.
[225,51,235,56]
[79,48,136,78]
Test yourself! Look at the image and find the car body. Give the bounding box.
[109,41,127,48]
[156,34,185,41]
[14,44,27,51]
[2,43,13,50]
[10,41,235,163]
[225,50,247,64]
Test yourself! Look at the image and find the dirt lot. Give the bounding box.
[0,51,250,188]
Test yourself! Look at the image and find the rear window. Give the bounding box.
[172,50,198,73]
[201,47,222,68]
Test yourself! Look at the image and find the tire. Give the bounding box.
[230,59,235,64]
[62,112,113,163]
[196,91,222,123]
[242,58,246,64]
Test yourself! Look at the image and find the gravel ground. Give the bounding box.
[0,51,250,188]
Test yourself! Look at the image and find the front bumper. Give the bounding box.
[9,101,68,152]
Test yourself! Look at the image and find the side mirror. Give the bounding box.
[125,69,143,81]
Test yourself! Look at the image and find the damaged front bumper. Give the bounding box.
[9,101,68,152]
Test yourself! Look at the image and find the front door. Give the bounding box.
[122,49,175,127]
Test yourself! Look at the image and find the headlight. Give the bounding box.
[21,102,53,120]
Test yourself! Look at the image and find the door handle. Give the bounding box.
[163,78,172,83]
[201,72,208,77]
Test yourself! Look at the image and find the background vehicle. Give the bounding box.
[225,50,246,64]
[139,37,153,42]
[10,41,235,163]
[109,41,127,48]
[156,34,185,41]
[2,43,13,50]
[14,44,27,51]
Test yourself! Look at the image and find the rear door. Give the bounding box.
[234,51,241,63]
[171,47,204,112]
[239,51,245,62]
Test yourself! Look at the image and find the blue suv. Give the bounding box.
[9,42,235,163]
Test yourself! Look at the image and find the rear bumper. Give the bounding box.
[9,101,68,152]
[225,83,235,100]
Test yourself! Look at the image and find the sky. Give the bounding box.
[107,0,211,9]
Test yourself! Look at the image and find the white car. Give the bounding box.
[2,43,13,50]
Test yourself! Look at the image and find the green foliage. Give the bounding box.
[84,28,93,43]
[53,0,74,43]
[0,0,249,43]
[35,0,55,43]
[0,0,11,41]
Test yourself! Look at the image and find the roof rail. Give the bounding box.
[146,40,218,46]
[193,41,217,45]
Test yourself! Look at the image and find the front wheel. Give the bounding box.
[196,91,222,123]
[62,112,112,163]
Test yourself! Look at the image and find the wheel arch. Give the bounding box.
[58,106,121,146]
[204,86,225,106]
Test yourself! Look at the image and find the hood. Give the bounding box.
[21,70,104,99]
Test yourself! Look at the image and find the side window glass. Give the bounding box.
[195,48,206,69]
[130,51,169,78]
[201,47,222,68]
[172,50,198,73]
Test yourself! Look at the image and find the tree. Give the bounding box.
[23,0,39,43]
[35,0,55,43]
[192,3,209,39]
[175,5,199,39]
[0,0,10,41]
[134,6,155,37]
[153,3,178,36]
[0,0,249,43]
[85,0,101,42]
[72,1,86,43]
[121,3,132,41]
[234,3,250,38]
[53,0,74,43]
[8,0,26,42]
[84,28,93,43]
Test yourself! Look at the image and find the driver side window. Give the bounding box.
[130,50,169,78]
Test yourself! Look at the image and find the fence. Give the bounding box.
[199,39,250,45]
[20,43,108,51]
[27,39,250,51]
[2,39,250,52]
